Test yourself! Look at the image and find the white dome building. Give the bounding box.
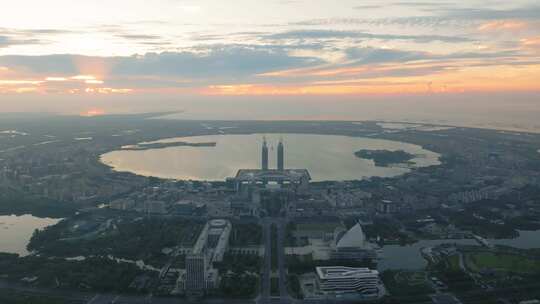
[331,223,376,261]
[336,223,369,249]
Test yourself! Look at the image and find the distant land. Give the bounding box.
[355,149,416,167]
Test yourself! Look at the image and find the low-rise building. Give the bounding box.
[316,266,380,296]
[331,222,376,261]
[145,200,167,214]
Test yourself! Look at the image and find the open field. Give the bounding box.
[466,252,540,274]
[382,270,434,298]
[447,255,461,271]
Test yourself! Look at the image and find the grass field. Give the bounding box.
[271,277,280,296]
[447,254,461,271]
[394,271,429,286]
[382,270,434,297]
[466,252,540,274]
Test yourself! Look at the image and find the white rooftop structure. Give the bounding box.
[316,266,379,280]
[209,219,227,228]
[336,223,368,249]
[192,219,231,262]
[316,266,380,295]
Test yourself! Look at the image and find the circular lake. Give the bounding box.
[100,133,441,182]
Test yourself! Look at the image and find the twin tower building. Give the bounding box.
[261,137,284,171]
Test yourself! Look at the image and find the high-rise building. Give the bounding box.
[261,137,269,170]
[185,254,206,297]
[184,219,231,296]
[277,138,284,171]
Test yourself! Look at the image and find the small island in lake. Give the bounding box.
[355,149,416,167]
[123,141,216,151]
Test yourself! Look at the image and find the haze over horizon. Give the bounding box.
[1,0,539,130]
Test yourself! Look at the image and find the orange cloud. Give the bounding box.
[80,108,106,117]
[72,57,110,81]
[45,77,68,81]
[521,37,540,50]
[202,82,459,95]
[83,87,132,94]
[72,75,97,80]
[0,79,43,85]
[203,63,540,96]
[478,20,528,32]
[85,79,104,84]
[0,87,40,94]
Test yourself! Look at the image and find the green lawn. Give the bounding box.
[394,271,429,286]
[382,270,434,297]
[467,252,540,274]
[447,254,461,271]
[271,277,280,296]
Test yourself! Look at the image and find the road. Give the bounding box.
[258,217,292,304]
[258,219,272,304]
[87,294,255,304]
[276,219,289,301]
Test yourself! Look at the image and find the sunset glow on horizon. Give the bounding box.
[1,0,539,112]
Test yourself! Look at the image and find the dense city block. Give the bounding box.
[1,114,540,303]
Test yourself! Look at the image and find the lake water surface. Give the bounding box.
[0,214,61,256]
[378,230,540,271]
[100,133,440,182]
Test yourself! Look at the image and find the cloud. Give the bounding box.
[291,17,472,29]
[116,34,163,40]
[477,20,529,32]
[258,46,527,82]
[0,45,324,81]
[435,6,540,21]
[521,36,540,50]
[0,54,82,73]
[0,27,72,36]
[345,47,429,64]
[0,35,45,48]
[114,45,323,78]
[344,46,522,66]
[265,29,472,43]
[391,2,454,8]
[0,27,77,50]
[0,43,528,90]
[295,4,540,29]
[353,2,455,10]
[352,5,383,10]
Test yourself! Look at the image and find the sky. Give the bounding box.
[0,0,539,122]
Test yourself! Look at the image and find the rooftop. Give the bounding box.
[234,169,311,182]
[316,266,379,280]
[336,223,368,249]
